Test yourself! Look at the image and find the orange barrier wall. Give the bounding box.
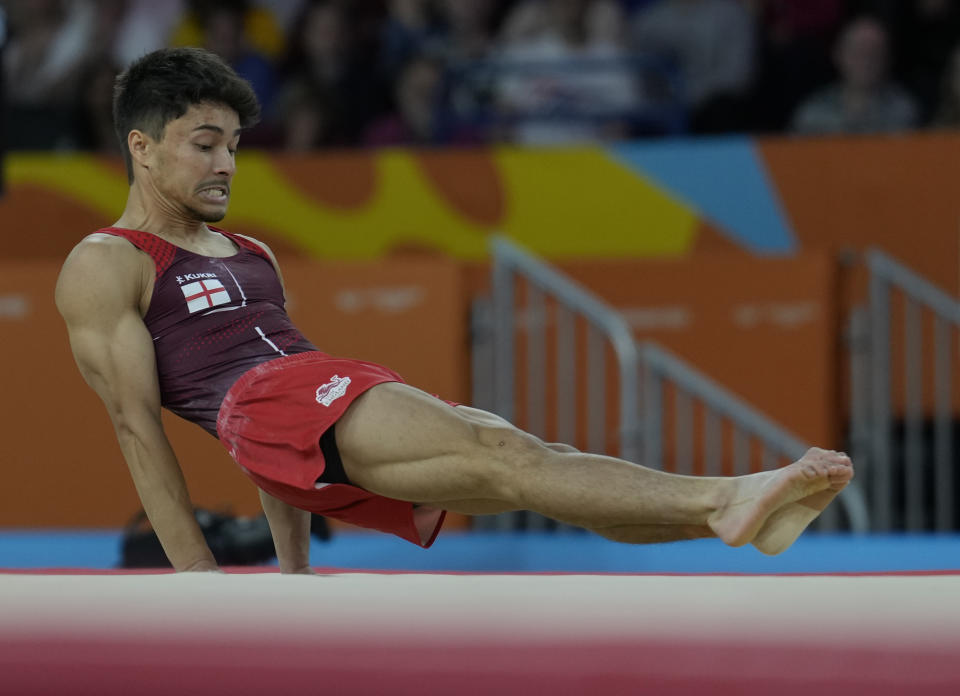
[562,253,841,452]
[6,134,954,527]
[486,254,840,457]
[0,259,469,528]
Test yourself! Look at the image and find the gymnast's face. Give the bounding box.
[134,103,241,223]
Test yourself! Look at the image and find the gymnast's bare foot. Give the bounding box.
[750,478,852,556]
[707,448,854,550]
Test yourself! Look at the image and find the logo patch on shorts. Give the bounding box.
[316,375,351,407]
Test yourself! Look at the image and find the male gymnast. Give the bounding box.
[56,48,854,573]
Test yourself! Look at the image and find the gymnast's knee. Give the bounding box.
[475,423,548,456]
[472,424,556,495]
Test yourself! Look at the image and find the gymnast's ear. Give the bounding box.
[128,129,153,172]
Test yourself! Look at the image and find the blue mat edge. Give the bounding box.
[2,530,959,573]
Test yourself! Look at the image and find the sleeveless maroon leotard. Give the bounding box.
[97,227,317,436]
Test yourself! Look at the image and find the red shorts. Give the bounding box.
[216,352,446,548]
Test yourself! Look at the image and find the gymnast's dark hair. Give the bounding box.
[113,47,260,183]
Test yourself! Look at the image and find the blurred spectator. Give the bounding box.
[195,0,278,119]
[277,0,385,147]
[112,0,186,67]
[3,0,95,108]
[620,0,660,12]
[891,0,960,123]
[75,58,122,153]
[932,45,960,128]
[433,0,501,64]
[277,79,337,151]
[88,0,126,61]
[749,0,844,131]
[169,0,286,60]
[365,52,483,147]
[791,16,919,135]
[380,0,435,76]
[494,0,642,144]
[3,0,100,148]
[380,0,504,80]
[631,0,756,133]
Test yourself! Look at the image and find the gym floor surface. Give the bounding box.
[2,568,959,695]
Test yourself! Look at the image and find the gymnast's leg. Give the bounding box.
[443,408,718,545]
[334,383,853,553]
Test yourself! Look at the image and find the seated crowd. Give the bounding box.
[4,0,960,152]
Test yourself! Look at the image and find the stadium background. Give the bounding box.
[1,0,959,572]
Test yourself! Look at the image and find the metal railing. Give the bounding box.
[491,236,642,464]
[476,236,869,532]
[850,249,959,531]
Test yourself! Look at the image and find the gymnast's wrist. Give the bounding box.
[179,559,222,573]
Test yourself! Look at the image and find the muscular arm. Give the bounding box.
[56,236,218,572]
[258,489,312,573]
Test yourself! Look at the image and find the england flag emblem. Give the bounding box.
[181,279,231,313]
